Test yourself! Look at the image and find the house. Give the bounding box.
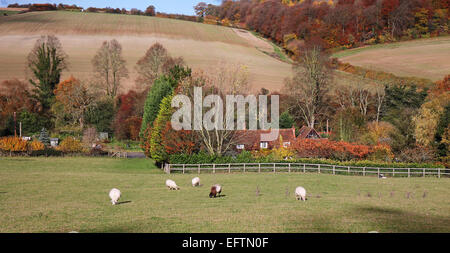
[234,128,297,151]
[50,138,59,147]
[233,126,322,152]
[297,126,321,139]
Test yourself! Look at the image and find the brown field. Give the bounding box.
[0,8,28,11]
[334,37,450,81]
[0,11,292,92]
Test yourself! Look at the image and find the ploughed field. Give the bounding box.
[333,36,450,82]
[0,157,449,233]
[0,11,292,92]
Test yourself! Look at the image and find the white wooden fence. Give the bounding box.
[164,163,448,178]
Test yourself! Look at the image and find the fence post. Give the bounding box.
[318,164,321,174]
[408,168,410,178]
[258,163,261,173]
[333,165,335,175]
[438,168,440,178]
[243,164,246,173]
[198,164,200,174]
[423,168,425,177]
[377,168,380,178]
[303,164,306,173]
[213,164,215,174]
[363,167,365,176]
[182,164,185,174]
[347,166,350,174]
[228,164,231,174]
[273,163,276,173]
[288,163,291,173]
[393,168,395,177]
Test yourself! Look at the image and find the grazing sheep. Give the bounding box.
[109,188,121,205]
[295,186,307,201]
[209,184,222,198]
[192,177,200,187]
[166,179,180,190]
[379,173,387,179]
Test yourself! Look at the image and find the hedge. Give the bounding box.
[168,152,444,168]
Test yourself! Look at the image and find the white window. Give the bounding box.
[236,144,245,150]
[283,142,291,147]
[260,142,268,149]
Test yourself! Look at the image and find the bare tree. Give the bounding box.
[177,64,250,156]
[135,42,184,89]
[92,39,128,99]
[283,47,331,129]
[374,83,386,123]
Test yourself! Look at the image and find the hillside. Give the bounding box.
[0,11,292,93]
[333,37,450,82]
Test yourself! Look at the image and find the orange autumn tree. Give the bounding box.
[292,139,373,161]
[161,122,200,156]
[0,136,28,153]
[54,76,94,129]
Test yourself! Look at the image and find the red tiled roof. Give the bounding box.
[234,128,296,151]
[297,126,321,139]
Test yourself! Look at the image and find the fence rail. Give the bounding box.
[164,163,448,178]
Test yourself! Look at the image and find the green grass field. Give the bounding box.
[0,157,449,233]
[333,36,450,81]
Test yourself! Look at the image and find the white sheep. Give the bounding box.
[166,179,180,190]
[109,188,121,205]
[192,177,200,187]
[295,186,307,201]
[214,184,222,196]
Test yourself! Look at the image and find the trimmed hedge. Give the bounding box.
[169,152,444,168]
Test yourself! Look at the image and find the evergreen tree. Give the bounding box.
[150,95,174,164]
[140,65,191,138]
[27,35,67,111]
[279,111,294,129]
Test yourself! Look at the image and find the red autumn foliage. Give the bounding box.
[161,122,200,155]
[430,75,450,96]
[292,138,373,161]
[0,79,41,118]
[113,90,145,140]
[199,0,449,56]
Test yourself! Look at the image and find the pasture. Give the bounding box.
[333,36,450,81]
[0,11,292,92]
[0,157,449,233]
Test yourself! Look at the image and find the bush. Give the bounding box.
[29,140,45,151]
[30,148,63,157]
[57,136,84,153]
[168,151,443,168]
[89,147,108,157]
[0,136,28,153]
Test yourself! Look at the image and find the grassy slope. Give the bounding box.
[0,157,449,233]
[0,11,292,93]
[333,36,450,81]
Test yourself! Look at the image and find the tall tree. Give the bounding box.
[53,76,95,129]
[283,47,332,129]
[135,42,184,89]
[92,39,129,99]
[145,5,156,16]
[140,66,191,138]
[27,35,67,111]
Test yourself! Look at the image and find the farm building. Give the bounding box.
[233,126,323,152]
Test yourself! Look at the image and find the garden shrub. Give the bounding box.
[0,136,28,153]
[30,148,63,157]
[57,136,84,153]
